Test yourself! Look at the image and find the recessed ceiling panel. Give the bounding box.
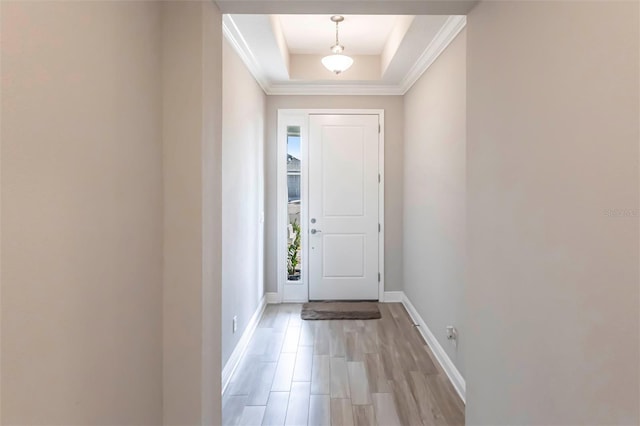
[224,12,466,94]
[277,14,404,55]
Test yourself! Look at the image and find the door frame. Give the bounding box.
[276,109,385,303]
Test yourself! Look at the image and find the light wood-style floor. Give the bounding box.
[223,303,465,426]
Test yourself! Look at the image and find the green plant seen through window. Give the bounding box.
[287,220,301,279]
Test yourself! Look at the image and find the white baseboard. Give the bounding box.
[400,292,466,403]
[265,292,280,304]
[221,295,267,395]
[382,291,404,302]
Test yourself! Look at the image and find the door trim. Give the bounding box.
[276,109,385,303]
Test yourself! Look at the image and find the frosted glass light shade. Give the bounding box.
[321,54,354,74]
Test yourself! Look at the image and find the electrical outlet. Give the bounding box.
[233,316,238,333]
[446,326,458,341]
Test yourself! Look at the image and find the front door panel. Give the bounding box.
[308,114,379,300]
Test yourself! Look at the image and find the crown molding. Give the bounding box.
[399,15,466,94]
[223,14,466,96]
[222,15,271,93]
[267,84,405,96]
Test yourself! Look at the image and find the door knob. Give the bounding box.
[310,229,322,235]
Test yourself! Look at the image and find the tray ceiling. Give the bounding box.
[223,13,466,95]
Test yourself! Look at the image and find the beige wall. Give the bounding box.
[466,1,639,424]
[290,55,381,81]
[161,1,222,424]
[222,39,266,367]
[265,95,404,294]
[403,29,466,375]
[1,1,163,423]
[200,2,223,424]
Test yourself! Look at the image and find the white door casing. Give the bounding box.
[308,114,380,300]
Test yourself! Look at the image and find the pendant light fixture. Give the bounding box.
[321,15,354,75]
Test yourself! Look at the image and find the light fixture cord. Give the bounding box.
[335,21,339,46]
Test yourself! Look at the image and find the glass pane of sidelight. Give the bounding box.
[286,126,302,282]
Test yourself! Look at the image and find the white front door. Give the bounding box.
[308,114,380,300]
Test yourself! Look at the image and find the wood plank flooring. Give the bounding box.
[223,303,464,426]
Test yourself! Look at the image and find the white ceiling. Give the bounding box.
[277,15,402,55]
[216,1,478,15]
[223,13,466,95]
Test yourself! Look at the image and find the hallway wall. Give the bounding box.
[222,39,266,367]
[264,96,405,296]
[403,29,466,376]
[466,1,639,424]
[161,1,223,424]
[1,2,163,423]
[2,1,224,423]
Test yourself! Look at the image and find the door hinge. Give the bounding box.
[378,223,381,232]
[378,273,381,282]
[378,124,381,133]
[378,173,381,183]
